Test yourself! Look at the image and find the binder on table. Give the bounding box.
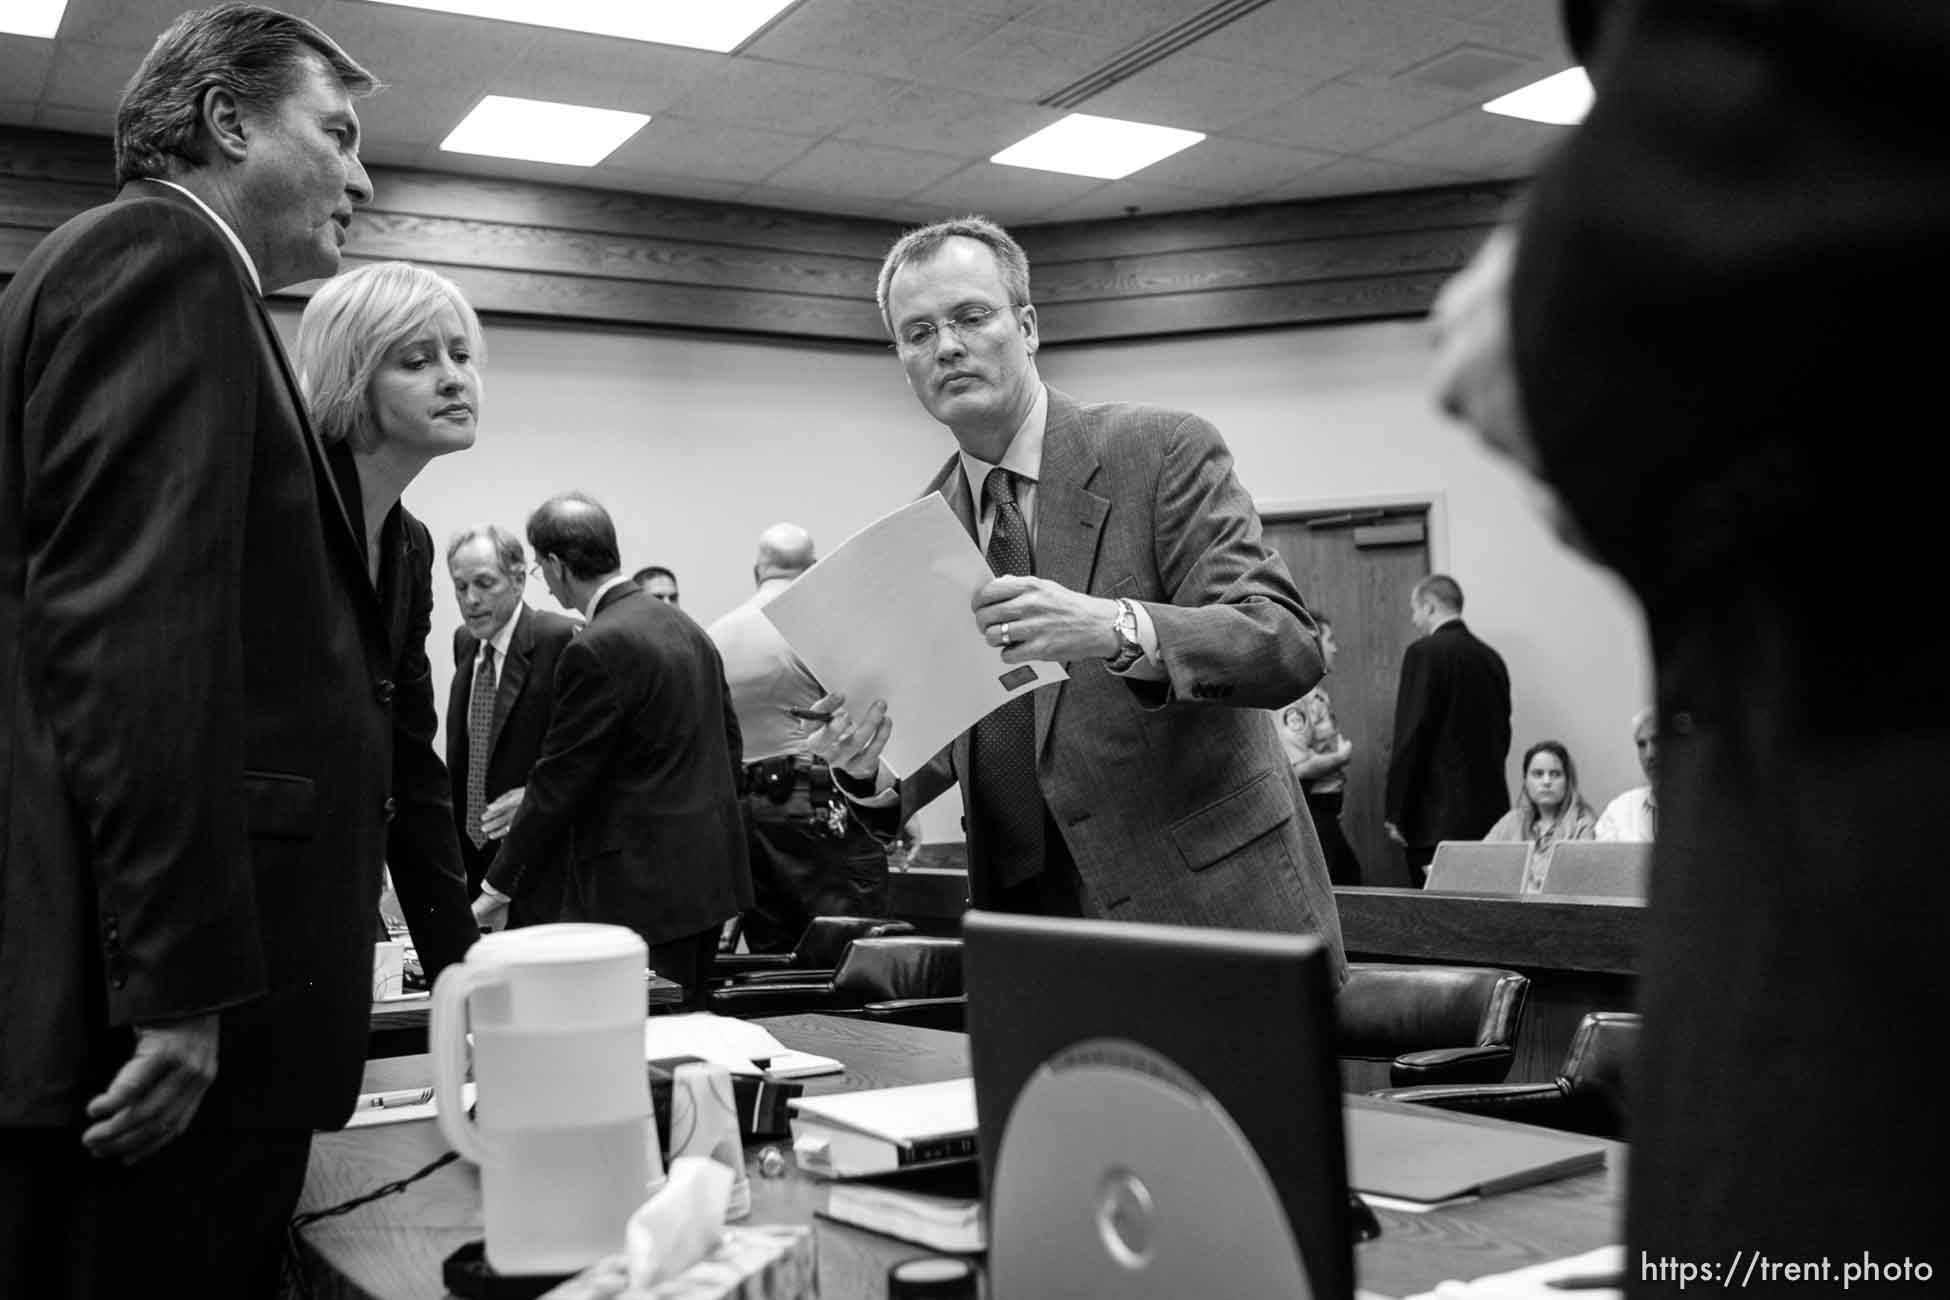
[1344,1102,1607,1204]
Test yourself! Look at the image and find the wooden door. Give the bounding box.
[1262,506,1431,888]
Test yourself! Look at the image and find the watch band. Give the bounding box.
[1105,597,1144,671]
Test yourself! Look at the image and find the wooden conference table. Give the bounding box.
[293,1014,1620,1300]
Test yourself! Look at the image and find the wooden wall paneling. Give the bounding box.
[2,125,1526,343]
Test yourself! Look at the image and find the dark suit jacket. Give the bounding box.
[373,504,479,976]
[490,583,752,948]
[1383,620,1512,846]
[446,601,579,925]
[893,389,1345,979]
[0,182,395,1129]
[1512,0,1950,1278]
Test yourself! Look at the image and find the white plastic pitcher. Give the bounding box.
[431,923,663,1275]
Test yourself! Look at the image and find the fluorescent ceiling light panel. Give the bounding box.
[1483,67,1593,126]
[356,0,799,53]
[1,0,69,38]
[442,96,649,166]
[991,113,1205,181]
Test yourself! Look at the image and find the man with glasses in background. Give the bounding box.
[812,216,1344,977]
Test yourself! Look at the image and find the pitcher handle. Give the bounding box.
[431,960,499,1166]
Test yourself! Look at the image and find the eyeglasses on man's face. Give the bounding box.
[894,302,1021,354]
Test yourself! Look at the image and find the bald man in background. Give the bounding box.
[707,524,890,952]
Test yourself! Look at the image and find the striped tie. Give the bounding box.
[969,468,1045,887]
[464,645,495,848]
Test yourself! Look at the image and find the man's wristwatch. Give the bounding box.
[1105,597,1144,671]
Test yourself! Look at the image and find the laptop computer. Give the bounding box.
[965,910,1352,1300]
[1537,840,1651,900]
[1423,840,1530,895]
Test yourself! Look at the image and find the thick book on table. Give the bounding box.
[788,1078,977,1177]
[1344,1104,1607,1204]
[817,1162,985,1253]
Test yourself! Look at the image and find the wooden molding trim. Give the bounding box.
[1,125,1521,343]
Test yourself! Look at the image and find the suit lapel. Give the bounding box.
[489,604,535,759]
[1031,389,1109,755]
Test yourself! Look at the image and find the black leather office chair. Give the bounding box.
[1335,962,1531,1088]
[1369,1011,1639,1139]
[712,915,914,986]
[709,936,962,1021]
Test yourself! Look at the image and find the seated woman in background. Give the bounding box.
[1485,739,1597,893]
[296,261,487,979]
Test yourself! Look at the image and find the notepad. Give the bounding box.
[1344,1104,1606,1204]
[643,1013,842,1078]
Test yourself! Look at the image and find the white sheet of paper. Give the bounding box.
[761,494,1067,778]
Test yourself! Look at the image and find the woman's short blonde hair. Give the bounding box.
[296,261,484,453]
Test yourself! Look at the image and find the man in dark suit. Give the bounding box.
[815,217,1344,976]
[1383,574,1512,875]
[0,7,397,1292]
[445,524,578,926]
[473,494,752,1007]
[1431,0,1950,1285]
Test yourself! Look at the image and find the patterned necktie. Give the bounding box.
[970,468,1045,887]
[465,644,495,849]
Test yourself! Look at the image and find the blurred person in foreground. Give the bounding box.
[1430,0,1950,1283]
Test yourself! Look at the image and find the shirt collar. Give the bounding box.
[584,574,635,619]
[958,383,1048,506]
[484,600,523,662]
[149,180,262,296]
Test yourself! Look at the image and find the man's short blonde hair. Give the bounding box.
[296,261,484,453]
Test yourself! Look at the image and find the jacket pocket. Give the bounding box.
[243,771,316,841]
[1167,769,1292,872]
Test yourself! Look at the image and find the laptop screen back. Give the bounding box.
[965,910,1351,1299]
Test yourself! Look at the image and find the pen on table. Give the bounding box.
[359,1087,434,1110]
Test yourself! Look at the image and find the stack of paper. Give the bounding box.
[642,1013,844,1079]
[819,1163,984,1253]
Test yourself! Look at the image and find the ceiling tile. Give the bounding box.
[1022,0,1218,39]
[1134,134,1338,196]
[1,39,55,102]
[604,116,815,185]
[315,5,533,98]
[1033,176,1225,224]
[1249,152,1465,201]
[1366,104,1563,175]
[744,0,1009,80]
[839,86,1060,158]
[1080,53,1320,133]
[355,80,483,150]
[41,40,146,109]
[1451,0,1572,60]
[1231,75,1463,153]
[663,57,905,137]
[488,29,724,115]
[764,138,967,200]
[66,0,327,48]
[1193,0,1491,79]
[929,20,1128,103]
[907,161,1099,224]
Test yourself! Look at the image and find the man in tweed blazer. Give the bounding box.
[818,217,1344,981]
